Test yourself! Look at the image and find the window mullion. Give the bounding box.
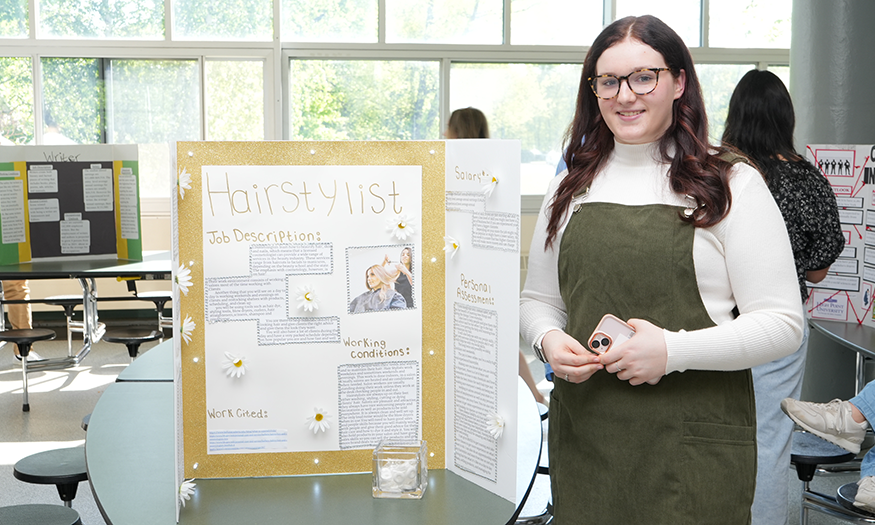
[603,0,614,27]
[29,0,37,38]
[32,54,43,143]
[165,0,173,41]
[504,0,511,45]
[701,0,710,48]
[379,0,387,43]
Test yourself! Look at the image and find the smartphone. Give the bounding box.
[587,314,635,354]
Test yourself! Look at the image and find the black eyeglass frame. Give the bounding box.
[588,67,673,100]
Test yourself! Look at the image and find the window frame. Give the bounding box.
[0,0,790,215]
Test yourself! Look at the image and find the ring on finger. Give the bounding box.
[615,363,622,373]
[565,373,569,381]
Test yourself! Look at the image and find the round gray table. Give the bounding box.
[85,374,541,524]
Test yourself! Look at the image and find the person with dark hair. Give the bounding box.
[722,68,844,525]
[444,107,489,139]
[444,109,549,405]
[383,247,413,307]
[520,16,803,523]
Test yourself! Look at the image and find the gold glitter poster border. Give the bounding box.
[175,141,445,478]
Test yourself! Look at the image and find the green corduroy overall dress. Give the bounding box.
[551,201,756,524]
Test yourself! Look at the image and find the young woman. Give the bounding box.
[520,16,803,523]
[383,247,413,308]
[348,265,407,313]
[723,69,844,525]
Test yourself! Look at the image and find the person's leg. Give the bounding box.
[850,380,875,425]
[854,449,875,512]
[2,280,34,358]
[519,350,547,405]
[750,325,808,525]
[781,375,870,453]
[848,380,875,512]
[2,280,32,330]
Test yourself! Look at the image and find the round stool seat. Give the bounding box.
[136,290,172,301]
[103,328,163,345]
[136,291,173,315]
[103,328,163,359]
[0,328,57,346]
[837,482,875,516]
[790,431,857,482]
[44,295,83,306]
[13,447,87,505]
[45,296,82,318]
[0,504,81,525]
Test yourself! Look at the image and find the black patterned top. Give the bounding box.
[760,157,844,302]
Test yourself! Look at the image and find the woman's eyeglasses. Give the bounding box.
[589,68,672,100]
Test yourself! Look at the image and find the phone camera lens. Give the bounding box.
[600,338,610,347]
[591,339,600,349]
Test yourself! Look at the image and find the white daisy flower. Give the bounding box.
[179,478,196,507]
[296,285,319,312]
[486,413,505,439]
[307,407,331,434]
[175,264,193,296]
[180,315,196,344]
[387,214,416,241]
[178,167,192,199]
[222,352,247,379]
[443,236,460,259]
[481,175,498,198]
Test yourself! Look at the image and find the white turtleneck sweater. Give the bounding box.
[520,141,804,374]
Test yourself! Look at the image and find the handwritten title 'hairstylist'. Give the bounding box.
[205,171,406,218]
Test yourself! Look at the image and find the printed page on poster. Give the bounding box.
[806,144,875,326]
[201,164,424,455]
[444,139,520,503]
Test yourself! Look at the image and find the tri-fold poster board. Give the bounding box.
[807,144,875,326]
[171,140,521,519]
[0,144,142,264]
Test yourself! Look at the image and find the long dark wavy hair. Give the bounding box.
[547,15,734,248]
[722,69,803,174]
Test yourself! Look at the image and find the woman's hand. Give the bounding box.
[599,318,667,386]
[542,330,603,383]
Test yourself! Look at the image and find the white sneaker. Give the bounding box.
[14,350,46,362]
[780,398,868,454]
[855,476,875,514]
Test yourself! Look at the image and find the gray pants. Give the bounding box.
[751,324,809,525]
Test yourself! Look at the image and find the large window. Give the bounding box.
[38,0,164,39]
[288,60,439,140]
[510,0,604,46]
[0,0,792,203]
[0,56,33,144]
[385,0,504,44]
[450,63,581,195]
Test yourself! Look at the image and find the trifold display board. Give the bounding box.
[0,144,141,263]
[807,144,875,326]
[171,140,520,520]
